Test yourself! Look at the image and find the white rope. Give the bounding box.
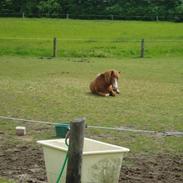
[0,115,55,125]
[88,125,156,134]
[0,115,183,136]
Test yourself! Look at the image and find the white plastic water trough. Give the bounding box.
[37,138,129,183]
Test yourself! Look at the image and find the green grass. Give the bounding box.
[0,56,182,132]
[0,19,182,182]
[0,18,183,58]
[0,178,13,183]
[0,56,183,156]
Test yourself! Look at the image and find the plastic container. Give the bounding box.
[16,126,26,136]
[37,138,129,183]
[55,123,70,138]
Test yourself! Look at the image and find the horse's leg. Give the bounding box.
[97,91,110,97]
[110,91,116,96]
[108,85,116,96]
[93,85,110,96]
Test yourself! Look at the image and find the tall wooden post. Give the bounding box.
[140,38,144,58]
[66,117,85,183]
[156,15,159,21]
[53,37,57,57]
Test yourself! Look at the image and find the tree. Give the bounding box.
[37,0,61,16]
[0,0,182,21]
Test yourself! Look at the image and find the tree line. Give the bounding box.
[0,0,183,21]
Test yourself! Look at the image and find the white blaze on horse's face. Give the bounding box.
[112,78,120,94]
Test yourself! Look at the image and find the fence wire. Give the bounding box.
[0,37,183,43]
[0,37,182,58]
[0,13,182,21]
[0,115,183,136]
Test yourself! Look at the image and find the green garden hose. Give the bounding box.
[56,137,69,183]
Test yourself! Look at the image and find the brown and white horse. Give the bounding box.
[89,70,120,96]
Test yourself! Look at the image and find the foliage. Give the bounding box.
[0,0,182,20]
[37,0,61,15]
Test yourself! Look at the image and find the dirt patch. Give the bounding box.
[0,127,47,183]
[0,134,183,183]
[120,154,183,183]
[0,142,46,183]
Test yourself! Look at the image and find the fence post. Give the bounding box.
[156,15,159,21]
[66,117,85,183]
[111,14,114,20]
[53,37,57,57]
[22,12,25,19]
[140,39,144,58]
[66,13,69,19]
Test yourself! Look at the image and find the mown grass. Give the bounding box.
[0,56,182,131]
[0,18,183,58]
[0,56,182,155]
[0,178,13,183]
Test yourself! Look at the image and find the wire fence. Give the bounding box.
[1,37,183,42]
[1,115,183,136]
[0,36,182,58]
[0,13,182,57]
[0,12,182,22]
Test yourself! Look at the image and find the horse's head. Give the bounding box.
[104,70,120,94]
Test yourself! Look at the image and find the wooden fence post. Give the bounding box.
[140,38,144,58]
[66,117,85,183]
[156,15,159,21]
[53,37,57,57]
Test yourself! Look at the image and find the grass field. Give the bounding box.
[0,56,182,152]
[0,55,183,182]
[0,18,183,182]
[0,18,183,58]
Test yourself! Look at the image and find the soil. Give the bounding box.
[0,134,183,183]
[120,154,183,183]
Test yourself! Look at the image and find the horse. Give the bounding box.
[89,70,120,96]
